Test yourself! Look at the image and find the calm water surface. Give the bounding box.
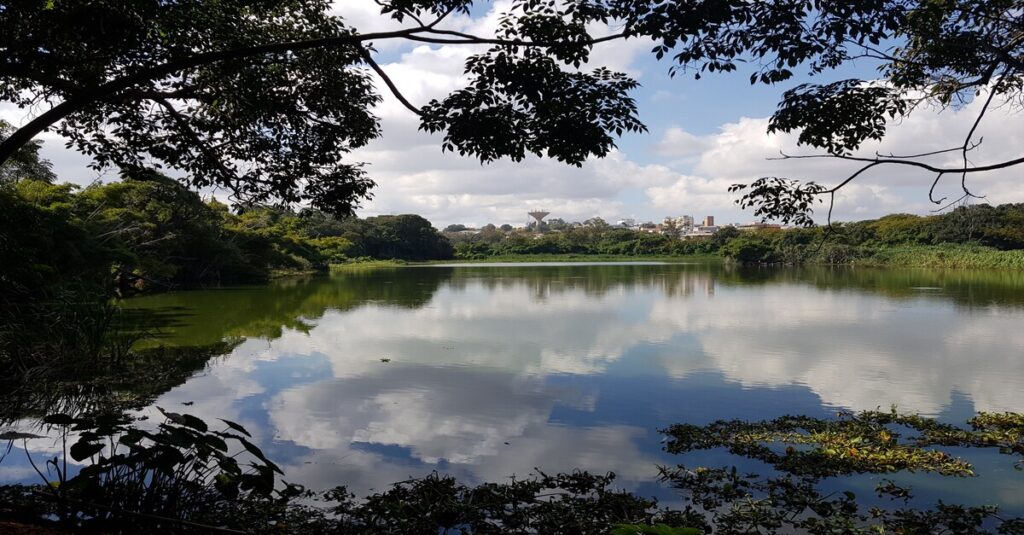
[7,262,1024,509]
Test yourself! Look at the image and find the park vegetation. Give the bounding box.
[0,173,453,294]
[447,205,1024,269]
[2,1,1023,532]
[0,171,451,383]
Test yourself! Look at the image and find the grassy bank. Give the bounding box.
[433,253,718,264]
[331,246,1024,270]
[329,258,411,270]
[329,254,720,268]
[851,244,1024,269]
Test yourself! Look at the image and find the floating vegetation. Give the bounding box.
[0,409,1021,533]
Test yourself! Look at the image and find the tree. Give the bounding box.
[1,1,1020,219]
[499,224,513,232]
[662,218,681,239]
[343,215,453,261]
[0,0,642,216]
[546,218,570,231]
[0,120,55,184]
[444,224,468,232]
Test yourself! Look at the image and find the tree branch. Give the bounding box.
[0,25,630,167]
[0,27,422,167]
[422,28,627,47]
[357,48,422,116]
[875,141,981,160]
[773,152,1024,175]
[958,86,999,198]
[425,7,459,29]
[153,98,236,186]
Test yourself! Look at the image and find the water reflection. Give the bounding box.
[7,263,1022,503]
[112,264,1024,498]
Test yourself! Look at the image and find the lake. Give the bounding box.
[5,262,1024,511]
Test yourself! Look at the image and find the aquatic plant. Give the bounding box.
[2,409,1022,533]
[659,409,1024,534]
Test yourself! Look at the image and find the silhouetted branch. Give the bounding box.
[358,48,422,116]
[959,86,999,198]
[0,25,628,168]
[875,141,981,160]
[154,98,237,185]
[773,151,1024,175]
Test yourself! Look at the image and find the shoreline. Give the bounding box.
[327,245,1024,271]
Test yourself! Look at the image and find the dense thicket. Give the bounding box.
[0,175,452,378]
[718,207,1024,265]
[0,177,453,298]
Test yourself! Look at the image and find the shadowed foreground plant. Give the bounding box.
[2,409,1022,533]
[18,410,294,533]
[324,471,703,534]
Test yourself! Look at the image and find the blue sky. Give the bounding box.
[5,1,1021,227]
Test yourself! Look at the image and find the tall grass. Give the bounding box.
[853,244,1024,269]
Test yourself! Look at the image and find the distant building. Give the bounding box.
[615,218,637,229]
[702,215,715,227]
[639,221,659,233]
[737,222,782,231]
[664,215,694,231]
[684,222,720,239]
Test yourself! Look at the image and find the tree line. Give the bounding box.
[718,206,1024,265]
[0,174,452,301]
[447,206,1024,263]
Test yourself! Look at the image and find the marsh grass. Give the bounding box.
[853,244,1024,269]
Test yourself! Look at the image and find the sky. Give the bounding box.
[4,0,1023,227]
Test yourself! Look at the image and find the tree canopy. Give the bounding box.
[1,1,1021,220]
[0,120,55,184]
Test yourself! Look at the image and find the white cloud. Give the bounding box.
[648,92,1024,223]
[653,127,710,159]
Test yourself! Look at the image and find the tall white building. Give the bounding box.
[665,215,694,231]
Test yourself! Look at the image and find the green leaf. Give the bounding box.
[218,418,252,438]
[214,472,240,499]
[179,413,208,432]
[70,440,105,461]
[43,414,74,426]
[238,436,283,475]
[611,525,702,535]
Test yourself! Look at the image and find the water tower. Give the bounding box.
[528,210,550,227]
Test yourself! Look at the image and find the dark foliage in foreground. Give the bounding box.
[2,409,1021,534]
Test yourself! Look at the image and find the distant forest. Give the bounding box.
[448,205,1024,263]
